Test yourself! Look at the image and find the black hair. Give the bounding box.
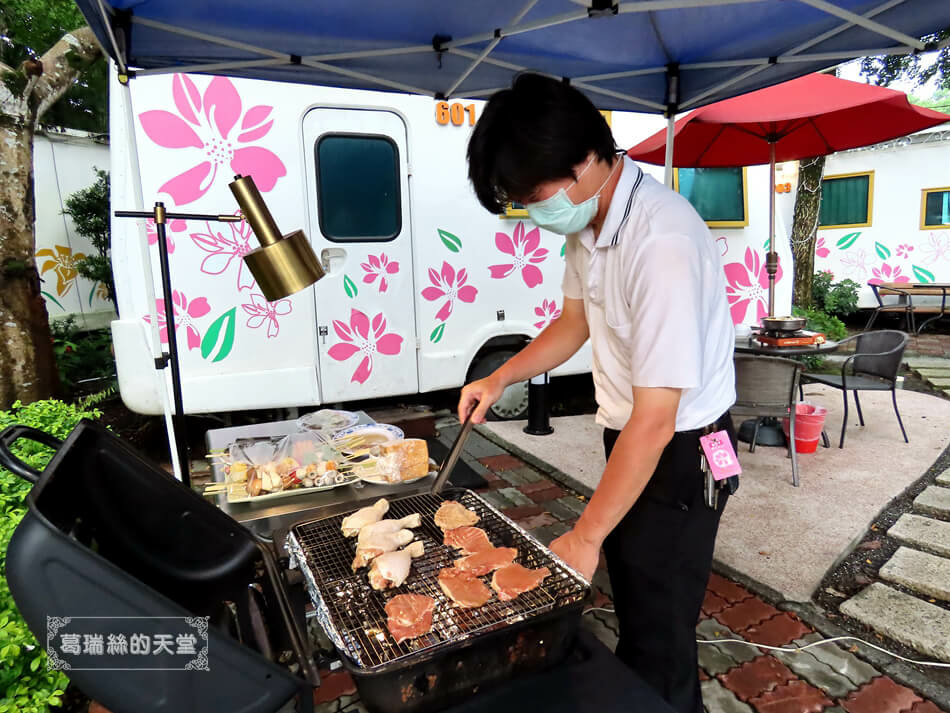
[467,73,617,214]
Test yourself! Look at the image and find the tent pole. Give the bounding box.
[664,114,676,187]
[120,73,184,483]
[766,142,778,318]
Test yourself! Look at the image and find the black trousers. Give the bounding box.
[602,414,736,713]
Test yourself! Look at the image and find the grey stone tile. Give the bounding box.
[459,453,492,477]
[582,610,619,649]
[555,496,588,517]
[544,499,581,522]
[497,486,533,507]
[532,522,571,545]
[462,433,507,459]
[840,583,950,662]
[699,641,741,676]
[880,546,950,601]
[480,489,517,510]
[889,514,950,557]
[937,470,950,487]
[700,678,755,713]
[795,633,878,687]
[914,485,950,518]
[695,619,759,664]
[592,568,613,599]
[771,645,857,698]
[500,466,543,486]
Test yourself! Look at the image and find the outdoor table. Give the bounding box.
[204,412,434,540]
[733,335,839,446]
[868,282,950,333]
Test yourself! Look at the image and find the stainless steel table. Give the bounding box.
[204,413,433,539]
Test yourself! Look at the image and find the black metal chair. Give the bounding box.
[800,330,909,449]
[732,355,803,487]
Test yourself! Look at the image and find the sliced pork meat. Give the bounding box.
[453,547,517,576]
[434,501,479,531]
[385,593,436,644]
[437,568,492,608]
[443,526,493,554]
[491,563,551,601]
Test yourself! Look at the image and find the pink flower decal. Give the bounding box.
[145,217,187,254]
[922,233,950,265]
[190,213,257,291]
[815,236,830,259]
[533,299,562,330]
[139,74,286,206]
[895,243,914,259]
[328,309,404,384]
[144,290,211,350]
[869,262,910,285]
[489,221,548,288]
[421,261,478,322]
[360,253,400,293]
[716,236,729,257]
[241,293,292,338]
[723,248,783,325]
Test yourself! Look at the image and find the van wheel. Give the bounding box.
[469,350,529,421]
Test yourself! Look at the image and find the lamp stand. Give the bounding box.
[115,203,243,487]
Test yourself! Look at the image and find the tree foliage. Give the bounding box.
[0,0,106,131]
[859,29,950,91]
[63,168,115,307]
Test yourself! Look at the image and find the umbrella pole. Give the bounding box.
[663,114,676,187]
[766,141,778,318]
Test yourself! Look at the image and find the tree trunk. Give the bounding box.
[790,155,826,309]
[0,27,101,407]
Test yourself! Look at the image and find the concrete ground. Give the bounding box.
[481,384,950,603]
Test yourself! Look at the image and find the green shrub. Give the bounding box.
[811,271,860,317]
[0,400,102,713]
[50,317,115,397]
[62,169,114,308]
[792,305,848,342]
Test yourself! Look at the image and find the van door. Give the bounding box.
[302,108,418,401]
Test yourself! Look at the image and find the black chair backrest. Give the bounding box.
[852,330,908,382]
[733,354,801,418]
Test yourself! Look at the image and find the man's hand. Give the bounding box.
[458,374,507,424]
[549,528,600,581]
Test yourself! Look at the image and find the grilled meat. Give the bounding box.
[385,593,436,644]
[443,526,493,554]
[434,501,479,531]
[438,567,492,608]
[368,541,425,590]
[454,547,517,576]
[491,563,551,601]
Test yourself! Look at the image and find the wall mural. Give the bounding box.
[422,230,480,345]
[818,231,939,287]
[723,246,783,326]
[36,245,85,310]
[137,74,289,366]
[489,221,548,288]
[328,309,404,384]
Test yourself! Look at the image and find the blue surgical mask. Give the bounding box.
[526,155,618,235]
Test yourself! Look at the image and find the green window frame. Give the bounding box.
[673,167,749,228]
[921,187,950,230]
[315,133,401,242]
[819,171,874,230]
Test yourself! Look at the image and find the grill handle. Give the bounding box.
[0,425,63,484]
[431,409,475,494]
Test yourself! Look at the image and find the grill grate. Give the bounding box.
[288,489,588,670]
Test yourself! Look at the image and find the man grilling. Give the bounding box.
[459,73,738,713]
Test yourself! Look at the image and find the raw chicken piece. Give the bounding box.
[438,568,492,608]
[341,498,389,537]
[491,563,551,601]
[352,527,416,570]
[454,547,517,576]
[443,526,493,554]
[356,514,422,545]
[368,541,425,590]
[385,593,436,644]
[434,501,479,531]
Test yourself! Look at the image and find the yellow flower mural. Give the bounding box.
[95,282,110,301]
[36,245,85,297]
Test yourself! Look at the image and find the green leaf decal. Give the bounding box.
[912,265,935,283]
[429,322,445,343]
[560,241,566,258]
[201,307,236,362]
[763,237,770,250]
[41,291,64,311]
[438,229,461,253]
[836,232,861,250]
[343,274,358,299]
[88,283,97,307]
[874,241,891,260]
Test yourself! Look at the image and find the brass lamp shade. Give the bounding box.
[229,174,324,300]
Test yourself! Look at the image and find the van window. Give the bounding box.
[921,187,950,230]
[819,171,873,229]
[674,167,748,227]
[316,134,401,241]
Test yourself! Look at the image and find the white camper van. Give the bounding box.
[108,71,797,417]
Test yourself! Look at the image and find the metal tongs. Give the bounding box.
[430,408,476,494]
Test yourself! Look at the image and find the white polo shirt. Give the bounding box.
[562,156,736,432]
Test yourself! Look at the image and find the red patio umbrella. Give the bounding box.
[627,73,950,318]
